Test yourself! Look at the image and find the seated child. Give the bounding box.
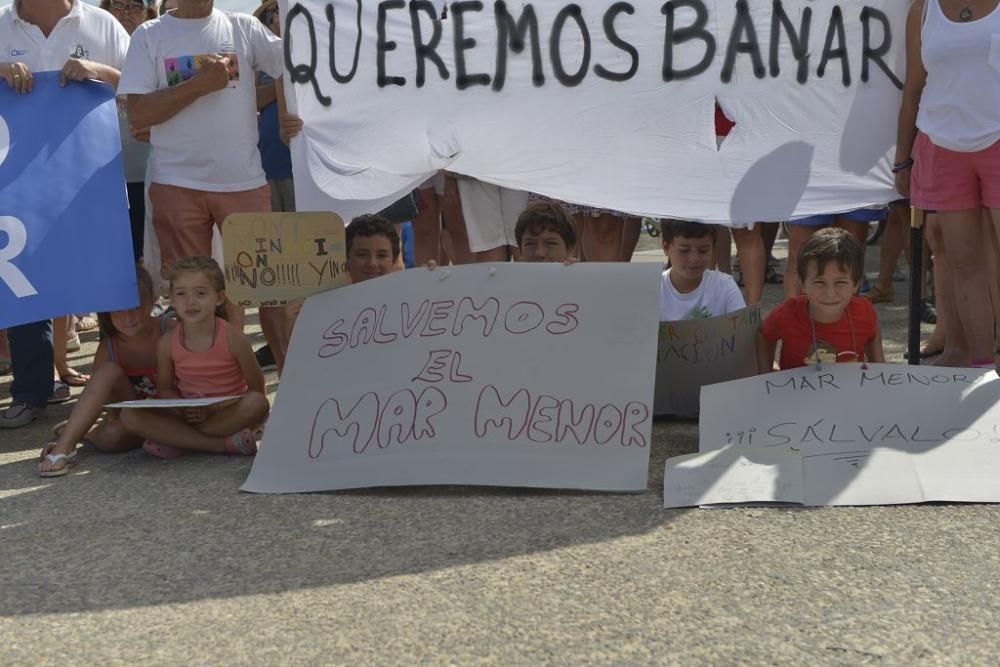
[660,220,745,320]
[120,257,270,458]
[38,265,175,477]
[348,215,404,283]
[514,202,577,263]
[757,227,885,371]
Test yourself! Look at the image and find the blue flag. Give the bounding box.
[0,71,137,329]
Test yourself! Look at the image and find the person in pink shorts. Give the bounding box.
[896,0,1000,368]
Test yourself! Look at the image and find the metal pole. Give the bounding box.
[908,207,925,365]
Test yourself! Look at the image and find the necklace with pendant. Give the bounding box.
[959,2,974,20]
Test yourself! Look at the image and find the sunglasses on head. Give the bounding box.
[110,0,147,12]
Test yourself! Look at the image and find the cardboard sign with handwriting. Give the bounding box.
[653,305,761,416]
[242,262,661,493]
[222,212,348,307]
[675,364,1000,506]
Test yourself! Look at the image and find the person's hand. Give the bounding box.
[60,58,101,87]
[183,406,206,424]
[131,126,151,143]
[563,257,579,266]
[280,112,304,140]
[425,260,438,271]
[894,166,911,198]
[192,55,232,94]
[2,62,33,94]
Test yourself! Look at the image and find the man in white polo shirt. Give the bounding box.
[118,0,287,352]
[0,0,129,429]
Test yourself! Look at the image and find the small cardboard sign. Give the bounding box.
[222,212,348,307]
[653,305,761,417]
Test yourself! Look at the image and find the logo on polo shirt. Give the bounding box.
[71,44,89,59]
[8,47,27,57]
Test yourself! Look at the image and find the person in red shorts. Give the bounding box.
[757,228,885,371]
[895,0,1000,368]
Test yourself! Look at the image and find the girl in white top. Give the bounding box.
[895,0,1000,368]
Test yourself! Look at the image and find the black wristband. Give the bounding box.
[891,158,914,173]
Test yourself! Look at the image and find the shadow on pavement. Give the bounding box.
[0,419,695,616]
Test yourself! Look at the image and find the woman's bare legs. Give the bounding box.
[620,217,641,262]
[412,186,442,267]
[931,211,990,365]
[732,226,765,304]
[578,214,624,262]
[784,224,822,298]
[440,176,473,265]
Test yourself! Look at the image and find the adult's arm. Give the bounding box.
[894,0,927,197]
[754,331,777,374]
[60,59,121,89]
[127,55,232,130]
[256,80,277,110]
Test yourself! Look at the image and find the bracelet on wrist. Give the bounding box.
[891,158,914,173]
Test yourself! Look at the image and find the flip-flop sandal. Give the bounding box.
[38,449,79,477]
[48,381,72,404]
[59,370,90,387]
[76,315,99,332]
[864,285,895,304]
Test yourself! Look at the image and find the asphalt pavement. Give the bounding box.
[2,235,998,665]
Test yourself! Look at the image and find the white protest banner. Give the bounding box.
[653,305,760,416]
[281,0,905,224]
[242,262,661,493]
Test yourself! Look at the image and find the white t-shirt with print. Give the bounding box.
[118,10,282,192]
[659,269,746,321]
[0,1,129,74]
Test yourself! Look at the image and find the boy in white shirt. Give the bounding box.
[659,220,745,321]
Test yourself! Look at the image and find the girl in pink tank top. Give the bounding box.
[39,266,174,477]
[119,257,270,460]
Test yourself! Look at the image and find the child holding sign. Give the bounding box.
[514,202,578,263]
[660,220,745,320]
[757,228,884,371]
[38,266,175,477]
[347,215,403,283]
[120,257,270,458]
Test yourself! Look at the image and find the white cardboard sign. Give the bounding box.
[242,262,661,493]
[665,364,1000,507]
[699,364,1000,454]
[282,0,906,224]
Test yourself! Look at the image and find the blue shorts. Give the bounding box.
[790,207,890,226]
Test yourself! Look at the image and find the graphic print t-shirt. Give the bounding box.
[761,295,878,370]
[118,10,282,191]
[659,269,746,322]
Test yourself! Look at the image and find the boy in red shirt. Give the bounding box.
[757,228,884,371]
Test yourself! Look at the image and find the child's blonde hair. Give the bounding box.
[98,264,156,339]
[168,256,228,320]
